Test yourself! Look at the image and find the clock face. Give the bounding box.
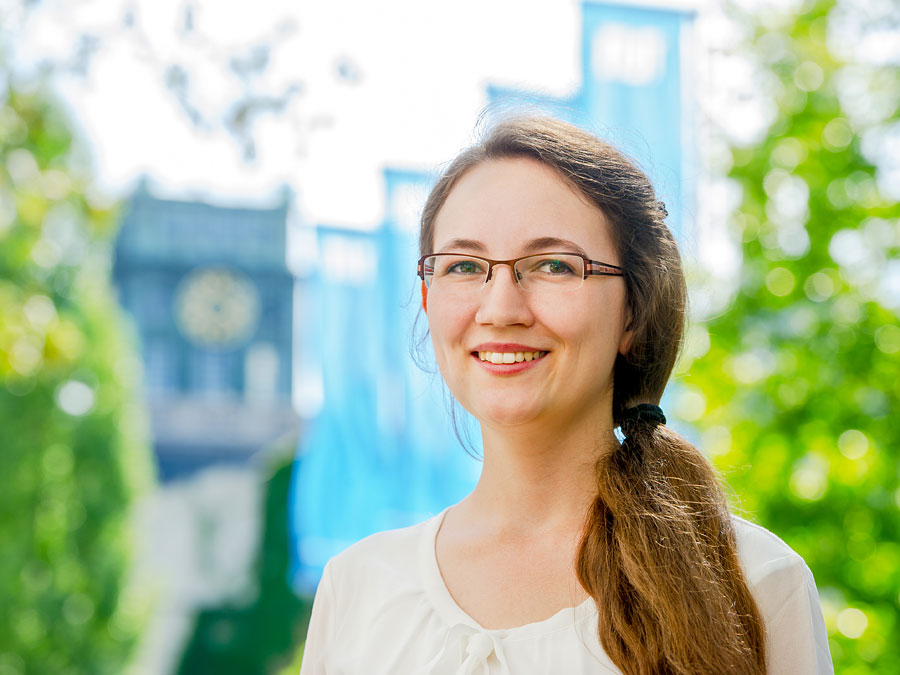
[174,267,260,349]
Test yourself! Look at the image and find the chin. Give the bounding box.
[459,394,547,429]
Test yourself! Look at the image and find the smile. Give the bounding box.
[477,350,547,364]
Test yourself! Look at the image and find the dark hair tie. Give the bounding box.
[619,404,666,437]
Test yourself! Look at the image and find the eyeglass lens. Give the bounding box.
[423,254,585,292]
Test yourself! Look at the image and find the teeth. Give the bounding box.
[479,351,545,363]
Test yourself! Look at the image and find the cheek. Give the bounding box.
[545,294,627,355]
[426,301,472,367]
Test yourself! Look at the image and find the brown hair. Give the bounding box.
[419,116,766,674]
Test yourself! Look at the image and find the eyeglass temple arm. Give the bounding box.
[585,259,624,277]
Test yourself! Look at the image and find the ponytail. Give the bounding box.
[576,419,767,674]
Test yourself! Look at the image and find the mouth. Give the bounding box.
[474,350,548,364]
[469,343,550,373]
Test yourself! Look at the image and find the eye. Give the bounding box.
[535,258,576,275]
[444,258,485,276]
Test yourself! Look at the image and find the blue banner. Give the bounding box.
[289,170,481,592]
[488,1,694,238]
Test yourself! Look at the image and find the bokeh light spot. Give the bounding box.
[47,320,85,362]
[874,325,900,354]
[777,379,808,407]
[3,373,36,397]
[838,429,869,459]
[777,226,810,257]
[804,270,836,301]
[701,425,732,458]
[766,266,795,296]
[22,294,58,331]
[55,380,96,416]
[832,296,861,324]
[854,387,889,417]
[790,454,828,501]
[794,60,824,91]
[63,593,95,626]
[822,117,853,150]
[729,349,776,384]
[684,323,711,360]
[30,238,62,269]
[39,169,72,200]
[787,305,818,338]
[673,387,706,422]
[847,532,876,562]
[42,443,75,478]
[771,137,807,169]
[9,338,42,375]
[826,178,852,209]
[6,148,40,186]
[829,229,867,268]
[13,610,44,647]
[837,607,868,639]
[20,563,52,594]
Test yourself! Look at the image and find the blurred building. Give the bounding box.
[113,179,299,480]
[112,181,300,674]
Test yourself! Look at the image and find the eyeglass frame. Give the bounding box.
[416,251,624,291]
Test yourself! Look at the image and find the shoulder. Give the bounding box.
[324,513,439,599]
[730,517,835,672]
[731,515,807,583]
[730,515,824,626]
[301,514,449,674]
[730,515,810,587]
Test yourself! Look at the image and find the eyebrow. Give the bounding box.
[436,237,589,257]
[437,238,485,253]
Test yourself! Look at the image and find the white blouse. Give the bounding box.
[299,508,833,674]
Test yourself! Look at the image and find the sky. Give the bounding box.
[4,0,731,229]
[6,0,895,309]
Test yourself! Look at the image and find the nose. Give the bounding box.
[474,263,535,327]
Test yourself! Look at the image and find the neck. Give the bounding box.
[461,412,618,536]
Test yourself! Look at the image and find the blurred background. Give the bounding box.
[0,0,897,673]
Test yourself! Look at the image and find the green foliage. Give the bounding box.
[684,1,900,671]
[0,81,155,673]
[176,446,311,675]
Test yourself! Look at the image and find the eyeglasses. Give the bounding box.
[417,252,623,293]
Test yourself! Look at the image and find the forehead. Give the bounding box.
[431,157,616,259]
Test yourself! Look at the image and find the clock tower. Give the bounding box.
[113,180,298,480]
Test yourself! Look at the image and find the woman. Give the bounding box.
[299,117,832,674]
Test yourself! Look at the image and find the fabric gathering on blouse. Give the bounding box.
[299,508,833,675]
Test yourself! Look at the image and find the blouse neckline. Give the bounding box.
[418,506,597,642]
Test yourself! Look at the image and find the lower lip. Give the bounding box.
[472,353,548,374]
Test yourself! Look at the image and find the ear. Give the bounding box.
[618,307,633,355]
[421,281,428,313]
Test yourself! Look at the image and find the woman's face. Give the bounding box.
[426,157,631,432]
